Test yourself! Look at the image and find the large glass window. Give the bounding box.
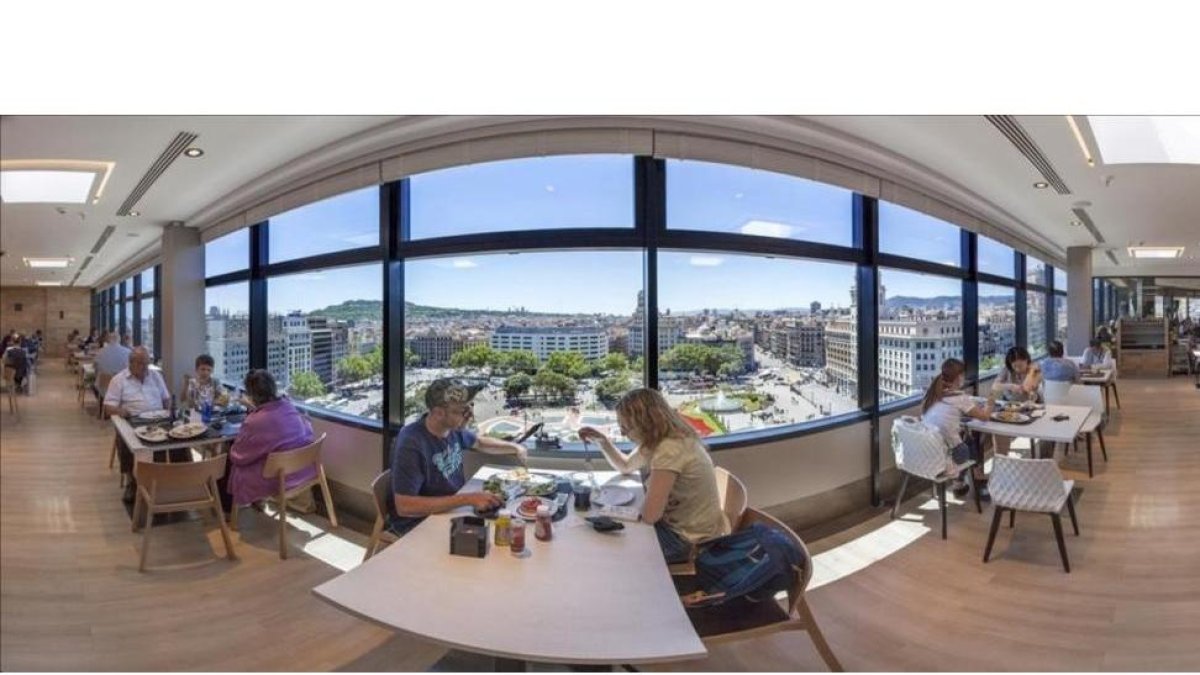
[1053,267,1067,292]
[204,282,250,386]
[1026,289,1048,359]
[878,202,961,266]
[666,160,854,246]
[658,252,858,436]
[268,187,379,263]
[877,269,963,403]
[978,235,1015,278]
[409,155,633,240]
[140,297,155,357]
[122,299,134,339]
[122,277,135,298]
[978,284,1016,377]
[405,251,643,447]
[140,267,155,294]
[1026,254,1047,287]
[267,264,382,420]
[205,229,250,278]
[1055,294,1068,344]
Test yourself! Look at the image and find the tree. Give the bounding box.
[504,372,533,398]
[290,371,326,399]
[450,344,498,370]
[499,349,539,374]
[595,371,631,402]
[545,350,591,379]
[661,343,743,376]
[404,385,429,419]
[337,354,373,383]
[600,352,628,374]
[533,369,576,400]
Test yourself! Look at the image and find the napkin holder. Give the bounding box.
[450,516,489,558]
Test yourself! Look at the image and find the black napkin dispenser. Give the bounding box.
[450,516,489,558]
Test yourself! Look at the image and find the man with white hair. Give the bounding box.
[94,330,132,378]
[105,346,172,502]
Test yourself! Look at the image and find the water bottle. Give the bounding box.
[201,398,212,424]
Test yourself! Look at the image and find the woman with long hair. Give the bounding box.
[579,388,730,563]
[921,358,991,496]
[992,346,1042,402]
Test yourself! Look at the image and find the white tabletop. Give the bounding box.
[112,415,237,456]
[966,404,1091,443]
[312,466,707,666]
[1079,369,1114,385]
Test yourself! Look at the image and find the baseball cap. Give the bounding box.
[424,378,486,409]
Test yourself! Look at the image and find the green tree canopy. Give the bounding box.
[289,371,326,399]
[402,345,418,368]
[337,354,373,383]
[498,349,539,374]
[600,352,628,374]
[504,372,534,398]
[595,371,632,402]
[660,343,744,376]
[450,344,498,370]
[533,369,576,399]
[544,350,591,379]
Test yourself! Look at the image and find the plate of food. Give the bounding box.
[991,411,1033,424]
[593,485,635,507]
[507,495,556,520]
[134,426,169,443]
[168,421,210,439]
[134,409,171,421]
[483,468,557,498]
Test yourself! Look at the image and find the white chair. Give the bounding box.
[1042,379,1073,405]
[1064,384,1108,478]
[890,417,981,540]
[984,455,1079,573]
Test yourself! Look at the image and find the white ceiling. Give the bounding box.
[2,115,1197,289]
[0,116,393,287]
[807,115,1200,276]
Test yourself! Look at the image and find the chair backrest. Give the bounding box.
[1064,384,1104,418]
[714,466,748,532]
[135,454,228,502]
[891,416,949,481]
[262,432,327,479]
[96,371,114,396]
[1042,379,1073,405]
[371,469,392,522]
[737,507,811,618]
[989,454,1066,512]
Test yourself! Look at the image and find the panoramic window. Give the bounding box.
[877,269,964,403]
[665,160,854,246]
[140,296,155,357]
[404,251,643,449]
[1026,254,1047,287]
[658,251,858,437]
[978,284,1016,377]
[205,229,250,278]
[1026,289,1048,359]
[977,235,1015,278]
[1055,294,1068,343]
[122,277,135,298]
[204,282,250,386]
[408,155,634,240]
[878,202,961,266]
[140,267,155,294]
[123,299,134,339]
[267,264,383,421]
[1053,267,1067,292]
[268,186,379,263]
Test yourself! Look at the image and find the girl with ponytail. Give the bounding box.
[921,358,992,497]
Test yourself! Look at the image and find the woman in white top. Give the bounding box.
[578,388,730,563]
[921,358,991,497]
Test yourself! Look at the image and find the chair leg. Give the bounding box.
[210,491,238,561]
[139,506,155,572]
[1085,433,1094,478]
[131,491,144,533]
[318,466,338,529]
[229,502,239,531]
[1072,438,1078,455]
[364,518,383,562]
[889,473,910,519]
[1097,429,1108,462]
[937,482,947,540]
[1050,513,1070,573]
[1066,496,1080,536]
[795,597,843,672]
[983,507,1004,562]
[278,495,289,560]
[108,438,118,469]
[1102,384,1110,413]
[1009,509,1015,528]
[965,468,982,514]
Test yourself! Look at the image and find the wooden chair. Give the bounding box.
[684,507,843,671]
[363,469,399,561]
[231,433,337,559]
[668,466,749,575]
[94,371,114,420]
[131,454,237,572]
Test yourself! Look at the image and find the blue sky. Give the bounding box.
[204,155,1031,316]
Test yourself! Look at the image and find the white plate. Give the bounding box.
[594,486,635,507]
[134,427,168,443]
[168,423,209,439]
[134,409,171,421]
[506,496,556,520]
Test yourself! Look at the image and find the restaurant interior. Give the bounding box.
[4,70,1200,672]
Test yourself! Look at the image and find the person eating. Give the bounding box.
[180,354,229,410]
[104,346,172,502]
[991,346,1042,402]
[1081,338,1113,368]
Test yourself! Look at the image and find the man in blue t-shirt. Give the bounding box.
[388,378,528,536]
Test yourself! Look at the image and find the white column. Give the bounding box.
[1066,246,1092,355]
[160,223,205,393]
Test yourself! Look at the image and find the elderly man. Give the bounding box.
[94,330,132,378]
[105,347,172,502]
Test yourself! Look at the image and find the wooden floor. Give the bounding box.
[3,367,1198,671]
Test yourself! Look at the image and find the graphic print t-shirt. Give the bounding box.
[388,415,478,535]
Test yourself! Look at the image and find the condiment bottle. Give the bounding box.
[510,519,527,555]
[494,509,511,547]
[534,505,553,541]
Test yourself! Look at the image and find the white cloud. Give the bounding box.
[452,259,478,269]
[545,184,556,192]
[689,255,723,267]
[739,219,794,238]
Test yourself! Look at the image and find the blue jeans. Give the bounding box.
[654,521,693,564]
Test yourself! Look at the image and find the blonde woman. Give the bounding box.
[578,388,730,563]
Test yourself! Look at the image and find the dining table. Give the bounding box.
[966,402,1091,460]
[112,413,241,459]
[312,465,707,670]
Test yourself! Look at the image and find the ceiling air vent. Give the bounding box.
[116,131,199,216]
[984,115,1072,195]
[1105,250,1120,266]
[1071,207,1105,244]
[70,270,81,286]
[78,255,93,271]
[90,225,116,254]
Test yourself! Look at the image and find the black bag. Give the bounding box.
[689,523,804,607]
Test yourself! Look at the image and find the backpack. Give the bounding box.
[689,523,804,607]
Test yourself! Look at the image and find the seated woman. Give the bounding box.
[991,346,1042,402]
[226,370,316,513]
[1081,338,1112,368]
[578,388,730,564]
[180,354,229,410]
[921,358,991,498]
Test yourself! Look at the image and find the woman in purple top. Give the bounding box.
[228,369,317,507]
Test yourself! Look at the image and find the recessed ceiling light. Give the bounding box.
[1089,116,1200,165]
[183,147,204,158]
[1033,182,1049,189]
[24,257,73,268]
[129,210,140,217]
[0,160,115,203]
[35,281,64,287]
[1065,115,1096,167]
[1127,246,1185,259]
[1070,220,1083,227]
